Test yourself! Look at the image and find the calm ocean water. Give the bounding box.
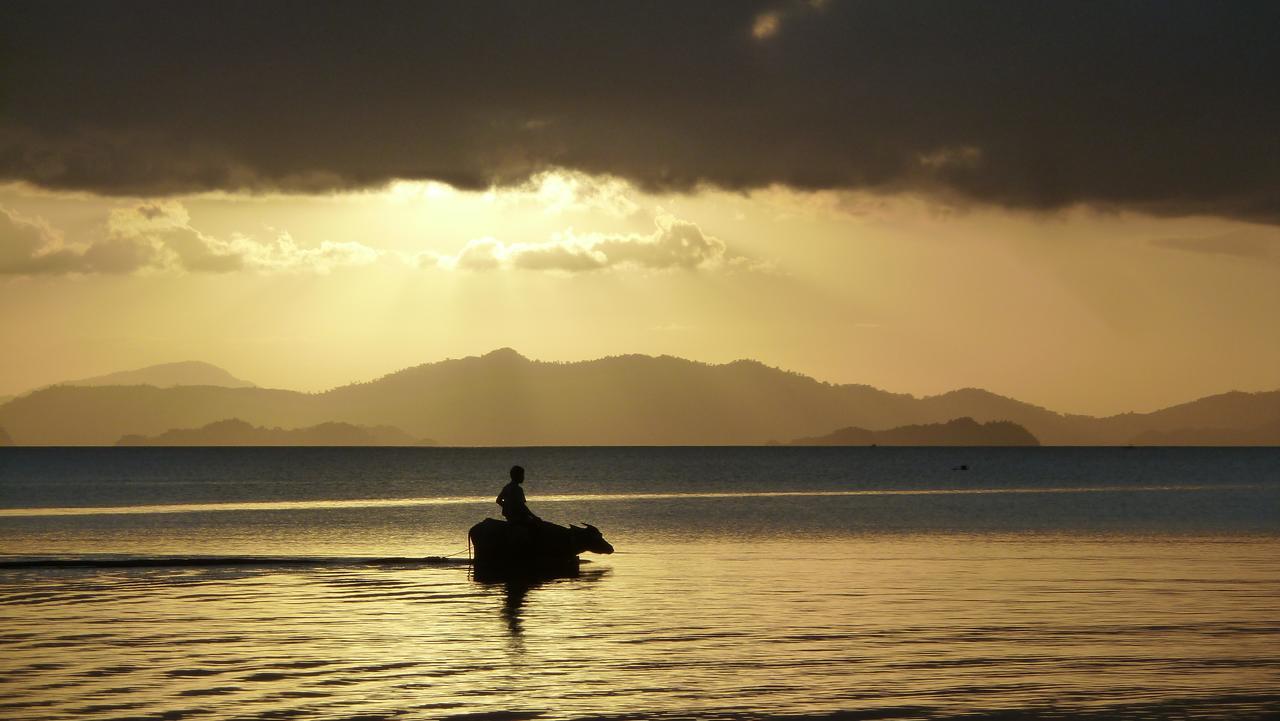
[1,447,1278,720]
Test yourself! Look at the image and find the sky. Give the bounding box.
[2,1,1279,416]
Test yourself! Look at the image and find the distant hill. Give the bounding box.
[791,418,1039,446]
[0,385,315,445]
[59,361,255,390]
[116,418,429,446]
[1088,391,1280,445]
[0,349,1276,445]
[1132,417,1280,446]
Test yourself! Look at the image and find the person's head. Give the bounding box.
[510,465,525,484]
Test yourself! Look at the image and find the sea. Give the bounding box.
[1,447,1278,721]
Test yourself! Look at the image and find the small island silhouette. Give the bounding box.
[789,417,1039,446]
[116,418,433,447]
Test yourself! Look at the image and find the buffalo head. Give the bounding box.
[570,522,615,555]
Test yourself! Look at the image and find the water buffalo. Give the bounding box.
[468,518,614,572]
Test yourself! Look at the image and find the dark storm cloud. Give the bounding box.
[2,1,1279,222]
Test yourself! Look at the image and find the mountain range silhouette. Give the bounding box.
[0,349,1277,446]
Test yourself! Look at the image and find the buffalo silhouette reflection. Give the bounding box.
[472,563,610,643]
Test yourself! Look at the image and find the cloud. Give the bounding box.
[1,208,62,272]
[449,238,508,272]
[592,217,727,269]
[238,234,382,274]
[0,201,379,276]
[1151,230,1280,260]
[3,3,1280,223]
[651,322,696,333]
[1,206,159,275]
[752,1,826,41]
[502,171,641,218]
[435,215,741,273]
[510,241,608,272]
[752,11,782,40]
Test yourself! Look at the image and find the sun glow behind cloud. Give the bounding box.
[429,215,740,273]
[1,172,763,278]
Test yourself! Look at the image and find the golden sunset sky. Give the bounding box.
[2,2,1279,416]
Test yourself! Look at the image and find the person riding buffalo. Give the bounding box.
[497,465,540,526]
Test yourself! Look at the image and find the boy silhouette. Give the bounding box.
[496,465,540,525]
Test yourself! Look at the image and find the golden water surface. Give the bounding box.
[3,534,1279,720]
